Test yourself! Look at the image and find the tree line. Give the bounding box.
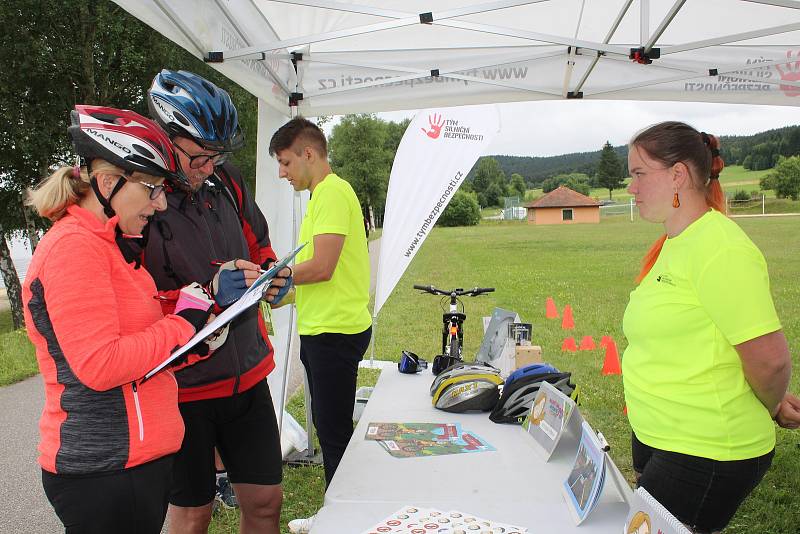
[474,124,800,188]
[0,0,259,328]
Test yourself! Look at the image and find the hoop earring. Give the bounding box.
[672,190,680,208]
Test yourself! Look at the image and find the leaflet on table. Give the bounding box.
[624,487,692,534]
[364,422,462,442]
[143,243,306,380]
[523,380,578,460]
[562,420,607,525]
[379,431,495,458]
[359,505,528,534]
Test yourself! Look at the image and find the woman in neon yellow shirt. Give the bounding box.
[622,121,796,533]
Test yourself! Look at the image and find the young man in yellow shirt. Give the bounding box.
[269,118,372,534]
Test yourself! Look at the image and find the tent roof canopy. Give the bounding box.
[115,0,800,115]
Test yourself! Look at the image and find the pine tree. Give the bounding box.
[596,141,624,199]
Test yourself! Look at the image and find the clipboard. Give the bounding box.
[142,242,306,381]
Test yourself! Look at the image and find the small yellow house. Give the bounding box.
[524,186,601,225]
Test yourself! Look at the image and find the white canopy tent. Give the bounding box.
[114,0,800,116]
[111,0,800,435]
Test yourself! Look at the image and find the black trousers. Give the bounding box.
[42,455,173,534]
[300,327,372,487]
[632,432,774,533]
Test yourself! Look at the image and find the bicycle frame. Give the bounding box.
[441,292,466,358]
[413,284,495,367]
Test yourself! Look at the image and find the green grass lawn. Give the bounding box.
[0,310,37,386]
[372,216,799,534]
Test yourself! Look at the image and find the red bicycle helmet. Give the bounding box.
[68,105,185,184]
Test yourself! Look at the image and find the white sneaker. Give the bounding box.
[288,514,316,533]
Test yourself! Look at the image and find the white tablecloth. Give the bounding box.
[311,368,629,533]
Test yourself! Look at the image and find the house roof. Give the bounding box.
[525,186,601,209]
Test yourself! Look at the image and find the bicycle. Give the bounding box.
[413,284,495,374]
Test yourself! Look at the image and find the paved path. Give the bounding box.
[0,238,383,532]
[0,375,61,533]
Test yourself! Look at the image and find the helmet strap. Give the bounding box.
[90,170,127,219]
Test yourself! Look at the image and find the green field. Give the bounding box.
[372,216,799,534]
[0,310,37,387]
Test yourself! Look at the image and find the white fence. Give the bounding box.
[599,199,637,221]
[727,194,766,215]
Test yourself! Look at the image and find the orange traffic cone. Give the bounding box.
[579,335,596,350]
[546,297,559,319]
[599,335,613,348]
[561,337,577,352]
[623,405,628,415]
[578,336,597,350]
[601,340,622,375]
[561,305,575,330]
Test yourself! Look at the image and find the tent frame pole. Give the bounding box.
[152,0,207,55]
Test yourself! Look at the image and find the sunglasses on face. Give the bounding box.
[139,181,166,200]
[174,143,230,169]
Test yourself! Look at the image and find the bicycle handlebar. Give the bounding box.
[414,284,495,297]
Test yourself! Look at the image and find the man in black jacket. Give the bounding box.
[146,70,289,534]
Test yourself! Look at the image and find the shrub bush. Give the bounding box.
[438,190,481,227]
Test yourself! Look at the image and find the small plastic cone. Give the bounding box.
[579,335,596,350]
[546,297,559,319]
[623,405,628,415]
[599,335,613,348]
[601,340,622,375]
[561,305,575,330]
[561,337,577,352]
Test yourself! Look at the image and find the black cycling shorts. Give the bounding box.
[42,455,173,534]
[170,379,282,507]
[632,432,773,533]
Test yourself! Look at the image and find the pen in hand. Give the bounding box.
[210,259,267,275]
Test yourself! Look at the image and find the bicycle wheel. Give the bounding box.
[449,335,461,360]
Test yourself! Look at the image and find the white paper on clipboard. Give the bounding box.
[143,242,306,381]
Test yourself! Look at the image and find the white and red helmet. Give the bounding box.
[68,105,186,184]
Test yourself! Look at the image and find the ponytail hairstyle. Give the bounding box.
[27,159,124,222]
[631,121,726,283]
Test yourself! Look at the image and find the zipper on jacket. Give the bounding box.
[190,193,204,218]
[197,188,241,391]
[131,381,144,442]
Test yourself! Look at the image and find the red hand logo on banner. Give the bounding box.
[421,113,444,138]
[776,50,800,97]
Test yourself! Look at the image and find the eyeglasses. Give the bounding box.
[174,143,230,169]
[139,181,166,200]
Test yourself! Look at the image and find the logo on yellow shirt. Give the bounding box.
[655,273,676,286]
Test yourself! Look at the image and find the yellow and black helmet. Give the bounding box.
[431,371,504,413]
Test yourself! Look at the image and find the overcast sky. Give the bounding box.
[372,100,800,157]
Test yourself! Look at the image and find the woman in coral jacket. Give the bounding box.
[23,106,216,534]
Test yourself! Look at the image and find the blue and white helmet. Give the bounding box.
[148,70,244,153]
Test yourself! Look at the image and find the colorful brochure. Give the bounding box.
[624,487,692,534]
[365,422,461,442]
[562,421,606,525]
[379,431,495,459]
[522,380,578,460]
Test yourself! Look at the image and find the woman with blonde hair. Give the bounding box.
[23,105,216,533]
[622,121,796,533]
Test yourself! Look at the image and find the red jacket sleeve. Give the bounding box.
[40,235,195,391]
